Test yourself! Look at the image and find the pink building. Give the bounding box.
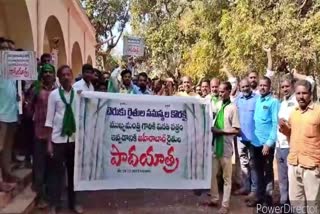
[0,0,96,76]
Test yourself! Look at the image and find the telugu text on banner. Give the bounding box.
[0,51,37,80]
[122,36,145,57]
[74,92,213,190]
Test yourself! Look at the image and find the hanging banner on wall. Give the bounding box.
[0,51,37,80]
[74,92,213,190]
[123,36,145,57]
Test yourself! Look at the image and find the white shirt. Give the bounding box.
[73,79,94,92]
[45,87,76,143]
[277,94,298,148]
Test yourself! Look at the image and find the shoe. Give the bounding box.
[244,192,256,202]
[233,187,249,196]
[218,206,229,214]
[0,182,16,192]
[72,204,84,214]
[48,207,56,214]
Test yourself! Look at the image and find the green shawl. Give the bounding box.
[214,99,231,158]
[59,87,76,137]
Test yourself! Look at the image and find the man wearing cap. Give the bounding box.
[26,63,56,208]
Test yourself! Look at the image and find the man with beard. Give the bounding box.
[200,79,210,98]
[45,65,83,214]
[108,68,137,94]
[136,72,152,95]
[176,76,199,97]
[248,76,280,207]
[275,76,297,209]
[26,64,56,209]
[280,80,320,214]
[233,78,258,202]
[248,71,260,94]
[73,64,94,93]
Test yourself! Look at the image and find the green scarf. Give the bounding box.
[211,95,219,104]
[214,99,231,158]
[59,87,76,137]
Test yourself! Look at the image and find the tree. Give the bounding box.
[81,0,130,69]
[131,0,320,79]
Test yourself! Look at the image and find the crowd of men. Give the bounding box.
[0,37,320,214]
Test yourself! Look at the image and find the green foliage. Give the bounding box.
[81,0,129,69]
[131,0,320,78]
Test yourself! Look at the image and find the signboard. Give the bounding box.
[0,51,37,80]
[75,92,213,190]
[123,36,145,57]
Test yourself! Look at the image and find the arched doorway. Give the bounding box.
[87,55,93,65]
[43,15,67,68]
[71,42,83,76]
[0,0,34,50]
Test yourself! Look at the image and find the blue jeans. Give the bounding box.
[238,140,257,193]
[276,147,289,205]
[252,145,274,204]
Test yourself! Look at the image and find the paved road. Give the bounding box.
[33,189,255,214]
[33,159,279,213]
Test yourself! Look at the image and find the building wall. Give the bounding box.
[0,0,96,76]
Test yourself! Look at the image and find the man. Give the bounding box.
[152,78,165,95]
[176,76,199,97]
[136,72,153,95]
[26,64,56,208]
[102,71,110,81]
[280,80,320,214]
[207,82,240,214]
[6,39,15,50]
[234,79,258,201]
[275,77,297,209]
[200,79,210,98]
[248,71,259,94]
[45,65,83,214]
[249,76,280,207]
[195,85,202,96]
[40,53,52,65]
[108,68,137,94]
[210,78,222,118]
[73,64,94,93]
[0,38,20,187]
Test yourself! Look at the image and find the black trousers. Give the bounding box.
[32,138,48,201]
[47,142,76,208]
[251,145,275,205]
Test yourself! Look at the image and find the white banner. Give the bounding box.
[123,36,145,57]
[74,92,213,190]
[0,51,37,80]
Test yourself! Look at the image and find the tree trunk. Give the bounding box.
[101,48,113,71]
